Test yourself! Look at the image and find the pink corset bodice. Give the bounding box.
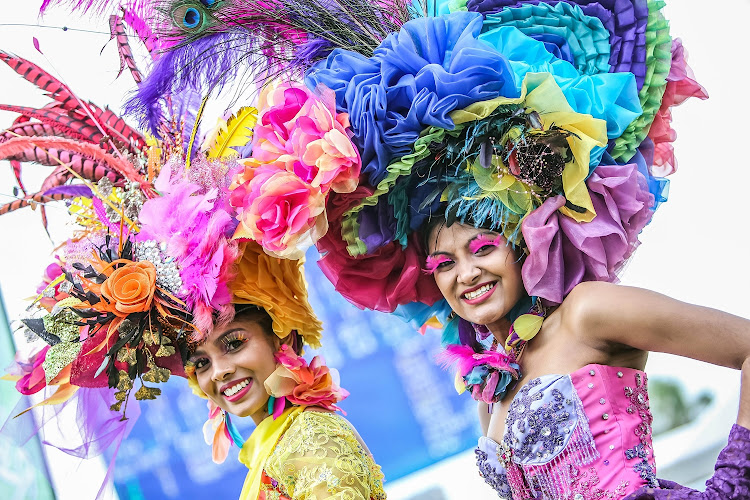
[475,364,657,499]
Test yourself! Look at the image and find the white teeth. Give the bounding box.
[224,379,249,397]
[464,284,493,300]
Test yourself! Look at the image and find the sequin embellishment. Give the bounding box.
[625,443,659,488]
[475,448,513,499]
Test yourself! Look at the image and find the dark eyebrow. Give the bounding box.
[427,250,452,257]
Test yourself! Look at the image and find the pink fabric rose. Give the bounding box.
[231,165,327,259]
[252,83,360,194]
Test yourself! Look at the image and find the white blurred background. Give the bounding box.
[0,1,748,499]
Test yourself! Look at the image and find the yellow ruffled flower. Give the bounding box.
[230,241,323,349]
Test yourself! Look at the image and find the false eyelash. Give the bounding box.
[425,255,452,274]
[221,330,248,348]
[469,234,504,254]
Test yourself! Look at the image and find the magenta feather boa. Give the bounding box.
[137,161,239,339]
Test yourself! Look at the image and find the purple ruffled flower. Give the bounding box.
[521,162,654,304]
[358,199,398,253]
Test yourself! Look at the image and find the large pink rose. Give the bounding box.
[252,83,360,194]
[231,166,327,259]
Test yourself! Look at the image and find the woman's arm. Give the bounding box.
[738,357,750,429]
[564,281,750,371]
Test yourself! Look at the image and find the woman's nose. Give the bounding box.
[211,358,234,382]
[457,259,481,284]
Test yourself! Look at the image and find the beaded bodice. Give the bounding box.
[476,364,657,500]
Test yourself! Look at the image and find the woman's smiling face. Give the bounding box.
[190,315,280,424]
[427,222,525,336]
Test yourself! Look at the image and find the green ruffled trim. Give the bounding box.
[482,2,611,76]
[340,126,464,256]
[448,0,468,13]
[610,0,672,162]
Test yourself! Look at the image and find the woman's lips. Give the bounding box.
[221,377,253,403]
[461,281,497,305]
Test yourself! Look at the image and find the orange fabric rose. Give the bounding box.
[98,261,157,317]
[264,345,348,412]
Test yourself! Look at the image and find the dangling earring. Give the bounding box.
[266,393,287,419]
[203,401,244,464]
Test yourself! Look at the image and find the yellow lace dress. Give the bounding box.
[238,407,387,500]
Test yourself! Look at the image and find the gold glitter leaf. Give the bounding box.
[114,389,129,402]
[142,366,170,384]
[155,344,176,357]
[143,330,158,346]
[110,401,123,412]
[116,348,137,365]
[43,310,80,342]
[116,371,133,392]
[135,385,161,400]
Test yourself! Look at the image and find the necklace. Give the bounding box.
[442,301,546,405]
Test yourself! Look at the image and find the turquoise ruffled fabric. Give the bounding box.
[482,3,612,76]
[478,26,641,141]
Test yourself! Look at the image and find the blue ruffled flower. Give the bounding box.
[307,12,518,185]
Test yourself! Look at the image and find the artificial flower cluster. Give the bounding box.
[230,84,361,259]
[10,162,238,416]
[264,344,349,415]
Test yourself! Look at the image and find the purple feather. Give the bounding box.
[43,185,92,198]
[125,33,248,136]
[291,37,336,69]
[170,89,203,156]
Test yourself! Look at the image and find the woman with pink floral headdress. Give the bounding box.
[0,43,385,499]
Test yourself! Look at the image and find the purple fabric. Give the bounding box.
[466,0,649,89]
[625,425,750,499]
[125,32,245,135]
[358,199,397,253]
[1,388,140,499]
[521,162,654,304]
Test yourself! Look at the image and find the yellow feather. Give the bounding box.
[512,314,545,341]
[206,107,258,159]
[454,371,466,395]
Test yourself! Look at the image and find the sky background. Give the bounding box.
[0,1,749,498]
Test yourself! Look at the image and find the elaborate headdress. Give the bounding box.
[88,2,703,322]
[35,0,705,409]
